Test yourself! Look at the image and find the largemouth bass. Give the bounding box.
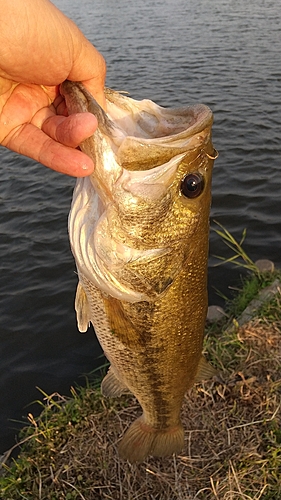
[61,81,218,463]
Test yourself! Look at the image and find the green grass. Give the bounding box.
[225,270,281,318]
[212,221,260,274]
[1,386,129,499]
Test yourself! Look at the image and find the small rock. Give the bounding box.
[255,259,275,273]
[207,305,226,323]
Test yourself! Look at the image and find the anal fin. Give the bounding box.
[101,367,131,397]
[194,355,217,383]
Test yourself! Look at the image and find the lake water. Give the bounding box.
[0,0,280,453]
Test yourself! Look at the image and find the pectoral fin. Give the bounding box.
[75,282,91,333]
[194,355,217,383]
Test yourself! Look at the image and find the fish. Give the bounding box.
[60,80,218,463]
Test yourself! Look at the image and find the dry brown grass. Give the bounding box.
[1,312,280,500]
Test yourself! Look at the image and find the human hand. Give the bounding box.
[0,0,106,176]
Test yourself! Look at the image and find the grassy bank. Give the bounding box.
[1,269,280,500]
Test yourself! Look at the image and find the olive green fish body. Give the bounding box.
[61,81,217,462]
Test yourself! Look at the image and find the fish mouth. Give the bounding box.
[105,88,212,141]
[61,81,213,172]
[104,92,213,172]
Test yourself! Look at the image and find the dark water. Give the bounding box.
[0,0,280,453]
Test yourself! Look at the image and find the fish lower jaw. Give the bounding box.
[118,415,184,463]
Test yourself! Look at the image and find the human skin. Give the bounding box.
[0,0,106,176]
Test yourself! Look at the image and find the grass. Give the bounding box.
[211,221,280,317]
[1,227,280,500]
[224,271,280,318]
[211,221,260,275]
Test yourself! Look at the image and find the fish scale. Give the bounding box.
[61,80,218,463]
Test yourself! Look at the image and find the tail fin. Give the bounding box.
[118,416,184,463]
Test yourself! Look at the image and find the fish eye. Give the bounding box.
[180,173,204,199]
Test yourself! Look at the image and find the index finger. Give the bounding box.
[6,121,95,176]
